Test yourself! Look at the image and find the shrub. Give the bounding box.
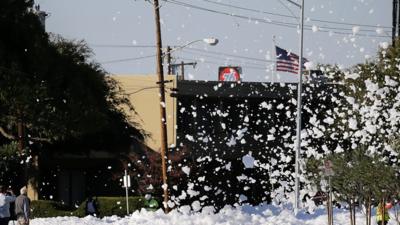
[31,196,149,218]
[31,200,73,218]
[74,196,147,217]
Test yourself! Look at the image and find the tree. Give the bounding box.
[306,147,399,225]
[305,39,400,224]
[0,1,143,198]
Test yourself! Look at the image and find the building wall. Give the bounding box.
[112,75,177,152]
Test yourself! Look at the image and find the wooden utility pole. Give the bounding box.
[398,0,400,42]
[394,0,397,45]
[394,0,399,45]
[153,0,169,213]
[180,61,184,80]
[166,46,172,75]
[170,62,196,80]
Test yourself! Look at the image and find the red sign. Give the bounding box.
[218,67,241,82]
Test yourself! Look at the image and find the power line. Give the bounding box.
[176,56,273,71]
[164,0,390,37]
[200,0,392,30]
[125,86,172,95]
[171,0,386,34]
[276,0,298,21]
[164,0,298,28]
[185,47,277,63]
[180,49,272,67]
[91,44,156,48]
[92,43,278,65]
[100,54,156,64]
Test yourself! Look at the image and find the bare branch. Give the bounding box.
[30,137,51,143]
[0,127,51,143]
[0,127,16,140]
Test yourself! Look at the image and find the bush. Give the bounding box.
[31,200,74,218]
[31,196,149,218]
[74,196,147,217]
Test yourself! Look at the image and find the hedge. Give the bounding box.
[31,196,149,218]
[30,200,73,218]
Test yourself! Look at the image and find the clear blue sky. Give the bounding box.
[36,0,391,82]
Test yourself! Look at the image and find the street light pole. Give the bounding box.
[294,0,305,215]
[153,0,170,213]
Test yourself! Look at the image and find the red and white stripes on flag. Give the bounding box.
[275,46,308,74]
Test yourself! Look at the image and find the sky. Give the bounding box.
[35,0,392,82]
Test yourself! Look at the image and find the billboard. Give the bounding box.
[218,66,241,82]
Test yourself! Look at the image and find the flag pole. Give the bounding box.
[294,0,305,215]
[272,35,276,83]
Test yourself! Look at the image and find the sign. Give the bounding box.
[218,66,241,82]
[318,160,334,176]
[123,174,131,188]
[323,160,334,176]
[123,170,130,215]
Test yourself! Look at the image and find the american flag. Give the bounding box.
[275,46,308,74]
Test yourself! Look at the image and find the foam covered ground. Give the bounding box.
[28,204,399,225]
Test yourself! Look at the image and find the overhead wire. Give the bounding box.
[91,44,156,48]
[95,0,390,66]
[164,0,298,28]
[170,0,386,34]
[175,56,273,71]
[185,47,276,63]
[199,0,392,30]
[163,0,390,37]
[276,0,299,22]
[180,49,273,67]
[100,54,156,64]
[93,44,278,65]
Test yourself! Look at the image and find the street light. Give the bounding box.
[166,38,219,55]
[165,38,219,77]
[283,0,305,215]
[293,0,305,215]
[202,38,219,46]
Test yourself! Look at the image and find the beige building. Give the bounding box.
[112,74,177,152]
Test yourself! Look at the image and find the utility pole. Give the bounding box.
[393,0,398,45]
[170,62,197,80]
[397,0,400,42]
[166,46,172,75]
[152,0,169,213]
[180,61,184,80]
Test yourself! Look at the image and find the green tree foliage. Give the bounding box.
[0,0,142,148]
[0,142,22,185]
[306,148,399,225]
[305,40,400,224]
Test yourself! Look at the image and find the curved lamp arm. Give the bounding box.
[165,37,219,55]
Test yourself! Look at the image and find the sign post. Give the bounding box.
[320,160,334,225]
[123,170,131,215]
